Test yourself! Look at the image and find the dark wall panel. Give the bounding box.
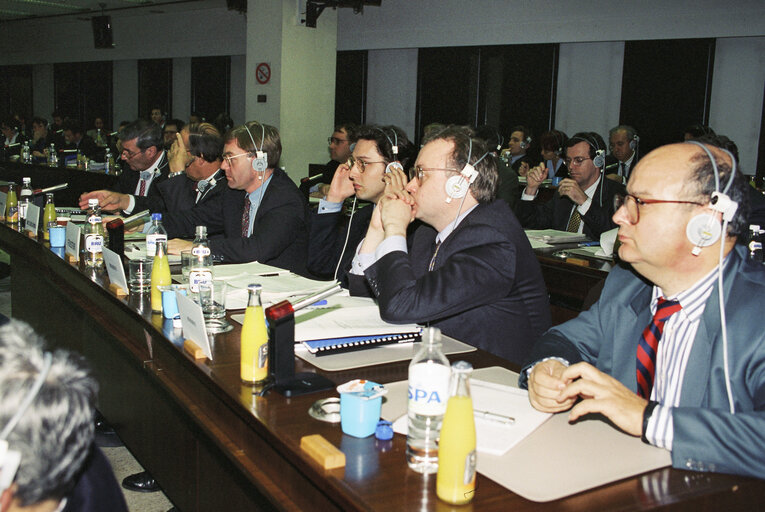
[53,61,112,130]
[335,50,367,126]
[138,58,172,122]
[191,56,231,122]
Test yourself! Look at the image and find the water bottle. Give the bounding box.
[145,213,168,258]
[189,225,214,294]
[83,199,104,268]
[437,361,477,505]
[104,147,113,174]
[19,177,32,229]
[748,224,763,263]
[407,326,451,474]
[21,140,31,163]
[48,143,58,167]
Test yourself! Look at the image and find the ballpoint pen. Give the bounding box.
[474,409,515,425]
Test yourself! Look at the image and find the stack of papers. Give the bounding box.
[525,229,589,245]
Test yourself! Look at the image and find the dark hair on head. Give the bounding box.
[355,125,415,171]
[213,113,233,135]
[119,119,163,151]
[334,123,358,143]
[684,124,715,139]
[695,134,739,164]
[164,118,185,132]
[539,129,568,153]
[186,122,223,162]
[424,125,498,204]
[61,120,84,135]
[226,121,282,168]
[609,125,638,140]
[422,123,446,141]
[567,131,606,160]
[510,125,532,143]
[685,142,749,239]
[51,110,63,119]
[1,117,20,131]
[474,125,504,154]
[31,117,48,128]
[190,111,206,121]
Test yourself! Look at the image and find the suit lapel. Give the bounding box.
[613,285,652,391]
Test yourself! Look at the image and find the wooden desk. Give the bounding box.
[0,161,118,206]
[1,224,762,511]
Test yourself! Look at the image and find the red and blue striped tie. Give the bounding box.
[636,298,682,399]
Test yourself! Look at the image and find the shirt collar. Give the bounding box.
[583,176,600,198]
[436,204,478,244]
[651,254,732,322]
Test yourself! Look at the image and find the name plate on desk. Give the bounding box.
[0,192,6,220]
[25,203,40,236]
[103,247,128,294]
[65,222,81,259]
[177,292,212,360]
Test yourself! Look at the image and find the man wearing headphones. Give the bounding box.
[516,131,625,240]
[163,122,309,275]
[521,142,765,479]
[606,125,640,183]
[505,125,535,175]
[350,125,550,365]
[307,125,413,286]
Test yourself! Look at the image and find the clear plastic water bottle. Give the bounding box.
[104,147,113,174]
[48,143,58,167]
[83,199,104,268]
[145,213,168,258]
[21,140,31,163]
[19,177,32,229]
[407,326,451,474]
[189,225,214,293]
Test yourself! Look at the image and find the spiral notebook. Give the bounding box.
[302,331,421,356]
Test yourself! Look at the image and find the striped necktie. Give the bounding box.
[241,195,251,237]
[636,298,682,399]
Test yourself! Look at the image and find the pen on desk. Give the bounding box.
[578,241,600,247]
[474,409,515,425]
[259,273,281,277]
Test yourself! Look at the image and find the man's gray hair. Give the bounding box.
[0,320,97,506]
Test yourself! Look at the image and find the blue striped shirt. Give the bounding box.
[645,256,731,449]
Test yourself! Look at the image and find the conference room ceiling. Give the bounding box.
[0,0,203,22]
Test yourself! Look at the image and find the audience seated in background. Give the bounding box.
[475,124,519,209]
[503,125,536,177]
[606,125,640,183]
[62,121,98,162]
[349,125,550,365]
[85,117,109,148]
[162,119,186,152]
[308,124,414,286]
[516,131,625,240]
[539,129,569,180]
[0,320,127,512]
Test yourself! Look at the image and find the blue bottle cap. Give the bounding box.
[375,420,393,441]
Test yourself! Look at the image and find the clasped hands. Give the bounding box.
[525,164,587,205]
[527,360,648,437]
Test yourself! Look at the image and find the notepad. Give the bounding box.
[302,331,421,356]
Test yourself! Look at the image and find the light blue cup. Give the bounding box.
[161,286,187,319]
[337,380,386,438]
[551,176,563,187]
[49,226,66,248]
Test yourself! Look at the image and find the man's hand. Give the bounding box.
[168,132,193,174]
[378,193,413,239]
[359,204,385,255]
[558,362,648,436]
[524,164,547,195]
[325,162,355,203]
[382,166,410,201]
[557,178,588,205]
[79,190,129,212]
[527,359,577,413]
[167,238,193,255]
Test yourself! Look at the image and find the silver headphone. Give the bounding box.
[244,123,268,176]
[444,137,486,203]
[375,127,402,174]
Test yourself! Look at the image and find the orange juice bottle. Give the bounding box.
[241,284,269,384]
[151,240,172,314]
[437,361,476,505]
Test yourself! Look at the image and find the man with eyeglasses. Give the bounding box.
[79,119,170,214]
[349,125,550,365]
[160,122,309,274]
[308,125,413,286]
[162,118,185,151]
[516,131,625,240]
[520,142,765,480]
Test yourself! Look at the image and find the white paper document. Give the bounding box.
[124,241,181,264]
[525,229,589,244]
[390,377,550,456]
[224,272,336,309]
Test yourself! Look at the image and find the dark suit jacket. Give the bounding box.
[604,153,639,181]
[307,201,374,284]
[520,245,765,479]
[62,445,128,512]
[515,176,625,239]
[66,135,99,161]
[115,152,170,212]
[152,169,227,214]
[360,200,551,365]
[495,160,520,210]
[510,153,534,173]
[163,168,309,275]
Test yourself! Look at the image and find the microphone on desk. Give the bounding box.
[33,183,68,195]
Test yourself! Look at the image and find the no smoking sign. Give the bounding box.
[256,62,271,84]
